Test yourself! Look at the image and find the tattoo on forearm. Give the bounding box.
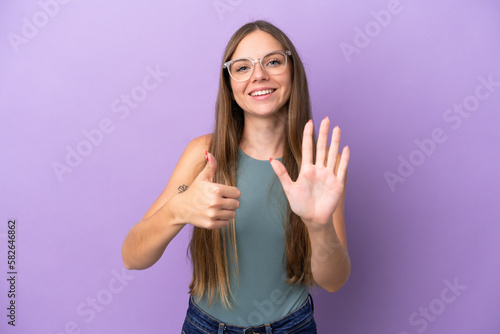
[178,184,189,193]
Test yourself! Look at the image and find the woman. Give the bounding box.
[122,20,350,333]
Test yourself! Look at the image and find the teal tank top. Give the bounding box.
[194,148,309,326]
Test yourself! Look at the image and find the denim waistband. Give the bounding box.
[184,294,315,334]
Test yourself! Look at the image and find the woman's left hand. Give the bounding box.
[270,117,350,230]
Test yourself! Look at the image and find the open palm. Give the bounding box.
[270,117,350,229]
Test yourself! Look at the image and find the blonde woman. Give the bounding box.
[122,20,350,333]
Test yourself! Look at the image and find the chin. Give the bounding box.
[245,107,281,118]
[246,102,286,115]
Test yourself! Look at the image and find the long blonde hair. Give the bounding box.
[188,20,315,308]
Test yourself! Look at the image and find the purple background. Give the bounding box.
[1,1,499,333]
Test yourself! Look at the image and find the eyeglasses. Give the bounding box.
[223,50,292,82]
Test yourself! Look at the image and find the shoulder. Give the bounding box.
[176,134,212,175]
[183,134,212,160]
[187,134,212,151]
[137,134,212,221]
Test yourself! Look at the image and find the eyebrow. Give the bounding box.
[230,50,285,61]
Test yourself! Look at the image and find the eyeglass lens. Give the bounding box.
[229,52,287,81]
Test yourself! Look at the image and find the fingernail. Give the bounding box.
[205,151,208,162]
[323,116,329,121]
[269,157,273,162]
[308,119,312,123]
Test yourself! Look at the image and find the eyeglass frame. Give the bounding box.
[223,50,292,82]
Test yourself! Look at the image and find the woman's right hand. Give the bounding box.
[122,136,237,270]
[178,151,240,229]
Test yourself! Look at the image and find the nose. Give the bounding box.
[250,61,269,82]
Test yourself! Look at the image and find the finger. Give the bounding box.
[204,207,236,226]
[199,151,217,182]
[336,146,350,185]
[212,210,237,221]
[315,117,330,166]
[327,126,341,171]
[301,119,314,168]
[219,198,240,211]
[203,218,231,230]
[217,185,241,199]
[270,158,293,195]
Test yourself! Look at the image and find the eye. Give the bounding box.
[235,65,251,72]
[266,58,282,67]
[231,59,252,74]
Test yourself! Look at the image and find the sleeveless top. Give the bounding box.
[194,148,309,326]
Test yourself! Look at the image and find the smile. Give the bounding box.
[249,89,276,97]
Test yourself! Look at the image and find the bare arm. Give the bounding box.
[308,162,350,292]
[270,118,351,292]
[121,134,240,270]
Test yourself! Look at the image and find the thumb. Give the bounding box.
[199,151,217,182]
[270,158,292,195]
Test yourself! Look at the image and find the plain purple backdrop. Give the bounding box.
[1,1,499,333]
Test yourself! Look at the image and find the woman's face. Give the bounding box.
[229,30,292,119]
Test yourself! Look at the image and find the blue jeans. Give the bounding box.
[181,294,317,334]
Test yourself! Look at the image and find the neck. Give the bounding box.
[240,112,286,160]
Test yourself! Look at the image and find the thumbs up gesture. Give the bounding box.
[180,151,241,229]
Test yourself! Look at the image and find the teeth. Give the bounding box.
[250,89,275,96]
